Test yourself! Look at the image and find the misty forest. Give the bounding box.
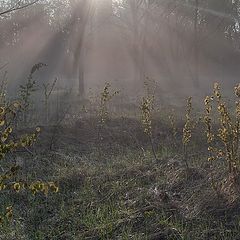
[3,0,240,239]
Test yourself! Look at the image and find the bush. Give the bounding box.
[0,101,58,224]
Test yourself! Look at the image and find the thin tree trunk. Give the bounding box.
[193,0,199,88]
[70,0,94,97]
[78,60,85,98]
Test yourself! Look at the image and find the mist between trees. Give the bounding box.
[1,0,240,100]
[2,1,240,239]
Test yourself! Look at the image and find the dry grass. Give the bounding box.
[0,114,239,239]
[2,83,240,239]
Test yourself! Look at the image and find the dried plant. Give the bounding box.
[99,82,119,124]
[140,82,157,160]
[43,77,57,124]
[19,63,47,124]
[214,83,240,179]
[202,83,240,186]
[0,71,8,105]
[169,109,177,146]
[0,101,58,224]
[182,97,194,169]
[204,95,221,193]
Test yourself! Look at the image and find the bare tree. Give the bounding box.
[68,0,96,98]
[193,0,199,88]
[113,0,154,87]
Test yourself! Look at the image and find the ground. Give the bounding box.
[1,115,240,240]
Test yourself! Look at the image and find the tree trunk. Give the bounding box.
[70,0,93,97]
[193,0,200,88]
[78,59,85,98]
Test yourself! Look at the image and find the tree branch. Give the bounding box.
[0,0,39,17]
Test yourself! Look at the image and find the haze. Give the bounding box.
[1,0,239,100]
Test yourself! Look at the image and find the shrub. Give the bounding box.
[19,63,47,125]
[0,101,58,224]
[204,83,240,183]
[43,77,57,124]
[98,82,119,124]
[140,82,157,161]
[182,97,194,169]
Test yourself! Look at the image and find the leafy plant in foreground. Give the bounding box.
[96,82,119,157]
[204,95,220,194]
[0,101,58,225]
[140,83,157,161]
[182,97,194,169]
[98,82,119,124]
[202,83,240,186]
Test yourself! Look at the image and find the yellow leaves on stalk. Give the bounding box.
[205,83,240,175]
[36,127,41,133]
[6,127,12,134]
[140,96,154,136]
[0,184,6,191]
[13,102,20,109]
[13,182,21,193]
[99,83,119,124]
[236,101,240,118]
[0,128,13,143]
[213,82,221,100]
[208,157,215,162]
[5,206,13,220]
[0,205,12,225]
[29,181,59,196]
[1,133,8,143]
[49,182,59,193]
[182,97,193,146]
[20,139,27,147]
[0,119,5,127]
[234,83,240,98]
[0,101,58,223]
[206,132,214,142]
[0,107,5,115]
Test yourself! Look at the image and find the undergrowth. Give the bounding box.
[2,81,240,239]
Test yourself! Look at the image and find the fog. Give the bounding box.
[3,2,240,238]
[1,0,240,101]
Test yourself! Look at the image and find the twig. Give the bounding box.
[0,0,39,17]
